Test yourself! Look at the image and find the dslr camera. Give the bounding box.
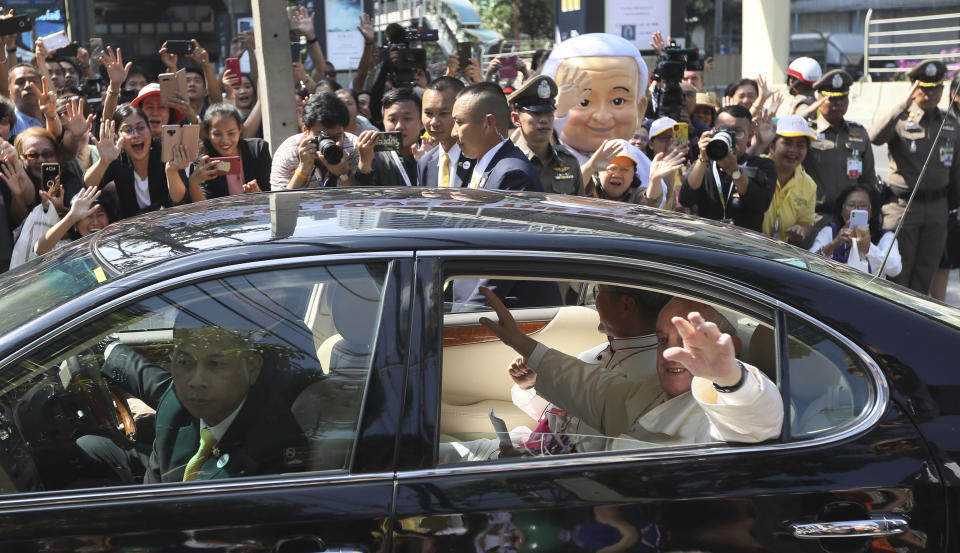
[651,41,703,121]
[309,131,343,165]
[706,126,737,161]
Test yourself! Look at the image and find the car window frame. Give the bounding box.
[411,250,889,477]
[0,252,413,508]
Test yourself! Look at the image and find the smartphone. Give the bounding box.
[57,42,80,58]
[164,40,195,55]
[210,156,244,195]
[41,163,60,194]
[160,125,183,163]
[498,55,517,79]
[291,42,304,63]
[180,124,200,161]
[0,15,33,36]
[41,30,70,52]
[225,57,242,87]
[158,72,177,106]
[849,209,869,231]
[672,122,689,144]
[374,131,401,152]
[457,42,471,70]
[88,38,103,65]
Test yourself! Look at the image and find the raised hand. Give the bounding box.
[589,139,626,170]
[229,36,246,59]
[662,311,741,387]
[477,287,537,358]
[290,6,316,40]
[188,155,218,185]
[756,73,771,100]
[357,13,374,44]
[30,77,57,119]
[292,60,308,83]
[188,39,210,66]
[0,10,16,50]
[62,97,95,138]
[158,41,178,71]
[649,147,686,185]
[355,129,378,171]
[242,30,256,52]
[242,179,261,193]
[464,58,482,83]
[413,135,437,161]
[100,46,131,88]
[2,158,34,204]
[165,144,191,172]
[793,95,827,119]
[753,108,776,147]
[65,185,102,223]
[93,119,124,162]
[555,65,592,117]
[650,31,667,54]
[445,53,460,77]
[221,70,239,101]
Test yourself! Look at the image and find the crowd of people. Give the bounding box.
[0,9,957,299]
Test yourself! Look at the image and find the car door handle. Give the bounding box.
[791,515,909,539]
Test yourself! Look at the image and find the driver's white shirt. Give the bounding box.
[200,397,246,443]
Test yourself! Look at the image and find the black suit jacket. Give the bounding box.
[97,140,173,221]
[417,146,475,188]
[475,140,543,191]
[198,138,272,199]
[355,151,418,186]
[102,343,307,483]
[678,154,776,232]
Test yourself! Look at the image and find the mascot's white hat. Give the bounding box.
[541,33,650,101]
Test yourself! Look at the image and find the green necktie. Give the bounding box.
[183,428,217,482]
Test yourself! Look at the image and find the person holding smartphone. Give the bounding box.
[810,184,901,279]
[84,105,173,220]
[13,126,82,209]
[166,103,270,202]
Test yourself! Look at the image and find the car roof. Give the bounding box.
[92,188,810,274]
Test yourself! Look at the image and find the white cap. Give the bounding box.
[608,138,640,165]
[649,117,678,138]
[541,33,649,101]
[787,57,822,84]
[775,114,817,140]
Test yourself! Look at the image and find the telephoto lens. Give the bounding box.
[706,126,736,160]
[312,132,344,165]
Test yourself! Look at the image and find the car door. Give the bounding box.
[0,254,413,553]
[390,251,944,553]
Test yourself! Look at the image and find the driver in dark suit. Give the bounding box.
[451,82,543,191]
[77,302,308,484]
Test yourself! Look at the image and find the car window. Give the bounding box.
[437,276,874,465]
[0,263,386,493]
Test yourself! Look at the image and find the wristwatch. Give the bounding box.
[713,360,747,393]
[730,169,743,180]
[338,172,350,182]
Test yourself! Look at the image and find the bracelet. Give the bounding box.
[106,88,120,96]
[294,169,310,180]
[306,37,317,44]
[713,360,747,393]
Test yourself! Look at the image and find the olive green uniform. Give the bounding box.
[515,137,584,196]
[805,115,877,213]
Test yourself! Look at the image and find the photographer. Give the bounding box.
[680,104,776,232]
[269,92,358,190]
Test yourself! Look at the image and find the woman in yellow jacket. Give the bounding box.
[762,115,817,245]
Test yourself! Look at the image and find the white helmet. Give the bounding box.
[787,57,822,84]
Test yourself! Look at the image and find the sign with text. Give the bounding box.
[325,0,364,71]
[604,0,670,50]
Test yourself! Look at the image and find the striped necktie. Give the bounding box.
[183,428,217,481]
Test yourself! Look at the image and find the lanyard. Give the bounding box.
[390,151,413,187]
[711,161,735,220]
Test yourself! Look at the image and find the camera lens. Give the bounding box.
[706,129,735,161]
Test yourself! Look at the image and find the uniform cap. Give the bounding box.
[907,59,947,87]
[507,75,558,112]
[649,116,678,138]
[787,57,822,84]
[775,114,817,140]
[813,69,854,96]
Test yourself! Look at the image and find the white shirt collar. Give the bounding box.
[608,334,658,351]
[200,396,247,443]
[472,138,510,178]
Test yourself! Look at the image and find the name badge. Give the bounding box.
[847,157,863,178]
[941,146,954,167]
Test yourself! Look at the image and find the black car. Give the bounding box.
[0,188,955,552]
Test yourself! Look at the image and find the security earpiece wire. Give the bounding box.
[870,79,960,284]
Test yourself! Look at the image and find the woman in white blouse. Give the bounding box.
[810,184,901,278]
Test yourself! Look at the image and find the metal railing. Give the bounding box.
[863,8,960,81]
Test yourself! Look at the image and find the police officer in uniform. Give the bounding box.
[804,69,877,229]
[507,75,585,195]
[870,59,960,294]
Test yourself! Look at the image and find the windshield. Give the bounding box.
[0,237,114,336]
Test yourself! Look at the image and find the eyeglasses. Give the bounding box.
[23,150,55,160]
[119,123,149,136]
[844,202,870,210]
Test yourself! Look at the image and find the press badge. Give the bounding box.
[847,157,862,178]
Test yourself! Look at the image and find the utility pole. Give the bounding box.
[251,0,298,154]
